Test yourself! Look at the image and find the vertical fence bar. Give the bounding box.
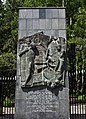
[0,76,16,119]
[0,77,3,117]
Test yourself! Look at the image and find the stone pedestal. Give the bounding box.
[15,8,70,119]
[15,86,69,119]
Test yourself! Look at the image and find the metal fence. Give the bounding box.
[69,43,86,119]
[0,77,16,119]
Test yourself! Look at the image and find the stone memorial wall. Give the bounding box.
[15,8,69,119]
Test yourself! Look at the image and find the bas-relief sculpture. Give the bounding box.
[19,32,66,88]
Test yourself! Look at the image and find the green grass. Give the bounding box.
[78,94,86,101]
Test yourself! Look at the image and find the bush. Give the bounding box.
[3,97,14,107]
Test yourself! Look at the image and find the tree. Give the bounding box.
[0,0,86,78]
[23,0,62,7]
[67,7,86,94]
[0,52,16,76]
[0,0,24,76]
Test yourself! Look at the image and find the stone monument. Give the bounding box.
[15,8,69,119]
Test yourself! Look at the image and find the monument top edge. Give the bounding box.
[18,7,66,9]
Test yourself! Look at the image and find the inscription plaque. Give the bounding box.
[26,91,59,112]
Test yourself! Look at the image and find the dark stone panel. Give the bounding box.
[39,9,46,19]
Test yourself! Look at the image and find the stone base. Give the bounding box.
[15,86,69,119]
[15,112,69,119]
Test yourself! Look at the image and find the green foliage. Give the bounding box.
[0,0,24,76]
[0,52,16,76]
[78,94,86,101]
[73,8,86,38]
[0,0,86,76]
[3,97,14,107]
[23,0,60,7]
[67,6,86,75]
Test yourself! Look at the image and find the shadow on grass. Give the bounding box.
[0,114,14,119]
[70,114,86,119]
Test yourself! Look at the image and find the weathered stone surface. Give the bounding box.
[19,19,26,30]
[19,9,27,18]
[19,9,33,19]
[59,99,70,118]
[52,9,59,18]
[59,9,65,18]
[40,19,46,29]
[46,9,52,18]
[32,9,39,18]
[15,8,69,119]
[18,30,27,39]
[59,30,66,38]
[53,30,59,37]
[26,9,33,18]
[27,19,33,30]
[39,9,46,19]
[59,88,69,99]
[59,19,66,29]
[25,88,59,113]
[45,19,52,29]
[44,30,52,36]
[15,87,69,119]
[52,19,59,29]
[19,32,66,88]
[33,19,40,29]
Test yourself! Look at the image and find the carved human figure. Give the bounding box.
[19,40,39,87]
[43,36,65,87]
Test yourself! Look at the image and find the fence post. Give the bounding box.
[0,77,3,115]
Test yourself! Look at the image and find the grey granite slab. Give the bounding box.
[59,30,66,38]
[39,9,46,19]
[46,9,52,18]
[19,9,32,18]
[33,19,40,29]
[18,30,27,39]
[59,99,70,119]
[19,19,26,30]
[45,19,52,29]
[25,9,32,18]
[15,8,69,119]
[59,9,65,18]
[52,19,59,29]
[53,29,59,37]
[52,9,59,18]
[59,88,69,99]
[19,9,27,18]
[59,19,66,29]
[26,19,33,30]
[44,30,52,36]
[39,19,46,29]
[32,9,39,18]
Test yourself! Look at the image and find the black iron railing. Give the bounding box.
[0,76,16,119]
[0,68,86,119]
[69,43,86,119]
